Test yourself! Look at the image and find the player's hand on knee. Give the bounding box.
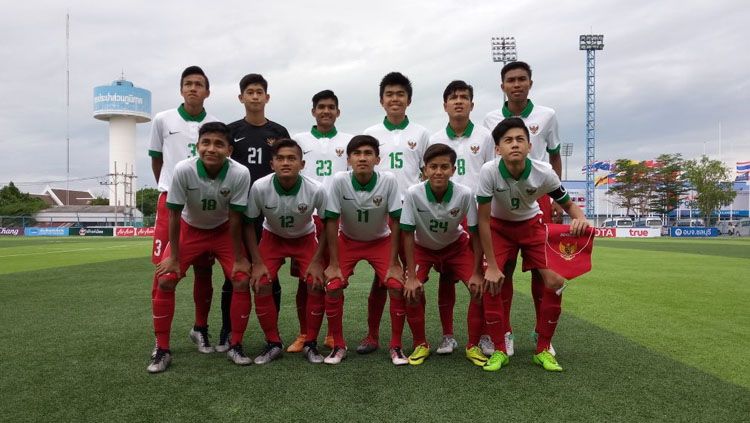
[324,265,343,283]
[483,267,505,296]
[305,261,325,288]
[403,276,422,303]
[386,264,405,283]
[467,272,484,300]
[232,257,251,280]
[156,257,179,276]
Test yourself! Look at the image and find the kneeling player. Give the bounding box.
[400,144,484,366]
[477,117,589,372]
[244,139,328,364]
[148,122,252,373]
[323,135,403,365]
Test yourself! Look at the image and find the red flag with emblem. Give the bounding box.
[544,223,595,279]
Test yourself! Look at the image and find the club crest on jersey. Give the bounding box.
[449,207,461,217]
[297,203,308,214]
[372,195,383,207]
[529,125,539,135]
[558,241,578,261]
[220,188,231,197]
[470,145,480,154]
[266,137,277,146]
[335,148,344,157]
[407,141,417,150]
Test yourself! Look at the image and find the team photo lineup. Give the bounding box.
[146,62,592,374]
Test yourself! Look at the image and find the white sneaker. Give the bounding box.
[254,342,283,365]
[504,331,515,357]
[436,335,458,355]
[189,327,214,354]
[227,344,252,366]
[147,348,172,373]
[390,347,409,366]
[478,334,495,356]
[215,329,230,353]
[324,347,347,365]
[303,343,324,364]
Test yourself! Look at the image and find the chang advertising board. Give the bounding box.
[669,227,719,237]
[24,227,69,237]
[0,227,22,236]
[93,80,151,122]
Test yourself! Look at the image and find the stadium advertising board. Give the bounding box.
[616,228,661,238]
[71,227,113,237]
[594,227,616,238]
[24,227,68,237]
[0,227,23,236]
[669,227,719,237]
[116,227,155,237]
[136,227,155,237]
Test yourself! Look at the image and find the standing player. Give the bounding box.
[148,66,223,355]
[225,73,290,351]
[359,72,430,354]
[288,89,352,353]
[322,135,403,365]
[148,122,252,373]
[476,117,588,372]
[482,61,563,357]
[428,80,495,355]
[243,138,329,364]
[400,144,485,366]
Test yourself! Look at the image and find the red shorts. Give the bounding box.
[337,234,393,289]
[153,192,213,267]
[259,230,317,284]
[289,216,324,278]
[414,232,474,283]
[490,216,548,272]
[538,194,553,224]
[160,221,246,280]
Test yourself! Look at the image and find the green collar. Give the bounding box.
[273,175,302,196]
[351,172,377,192]
[446,120,475,139]
[383,115,409,131]
[178,104,207,122]
[501,99,534,118]
[197,159,229,180]
[311,126,338,139]
[498,158,532,181]
[425,181,453,204]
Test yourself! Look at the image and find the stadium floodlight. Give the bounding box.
[491,36,517,63]
[579,33,604,219]
[561,143,574,181]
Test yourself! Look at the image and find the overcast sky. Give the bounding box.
[1,0,748,196]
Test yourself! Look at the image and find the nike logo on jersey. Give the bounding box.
[169,131,180,135]
[343,195,355,201]
[187,187,199,191]
[234,137,246,143]
[496,188,509,193]
[303,150,313,154]
[264,205,277,209]
[417,208,430,213]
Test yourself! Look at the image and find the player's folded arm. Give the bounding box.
[548,187,570,205]
[476,195,492,204]
[165,202,184,211]
[148,150,163,158]
[389,208,402,219]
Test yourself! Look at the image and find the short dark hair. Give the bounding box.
[491,117,530,145]
[346,135,380,157]
[271,138,303,159]
[239,73,268,93]
[181,66,209,90]
[501,61,532,82]
[423,143,457,166]
[312,90,339,108]
[198,121,231,144]
[442,80,473,102]
[379,72,413,101]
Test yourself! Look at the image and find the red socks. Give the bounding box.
[536,287,562,353]
[467,299,483,347]
[405,299,426,348]
[305,291,325,343]
[229,291,251,346]
[482,292,506,353]
[438,281,456,336]
[152,287,175,350]
[325,294,345,348]
[192,271,213,328]
[295,279,307,335]
[500,275,514,335]
[388,294,406,349]
[254,293,281,343]
[366,284,388,341]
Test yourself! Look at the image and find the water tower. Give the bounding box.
[93,78,151,207]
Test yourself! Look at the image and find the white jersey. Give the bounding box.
[400,181,477,250]
[293,126,352,191]
[477,158,569,221]
[324,171,401,242]
[245,173,326,239]
[482,100,560,162]
[429,121,495,193]
[364,117,430,198]
[149,105,219,192]
[166,157,251,230]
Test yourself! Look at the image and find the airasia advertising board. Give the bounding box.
[116,227,155,237]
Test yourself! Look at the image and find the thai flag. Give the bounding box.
[736,161,750,172]
[736,173,749,182]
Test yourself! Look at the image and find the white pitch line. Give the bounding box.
[0,244,135,258]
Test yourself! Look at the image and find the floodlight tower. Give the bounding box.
[579,34,604,219]
[491,36,517,102]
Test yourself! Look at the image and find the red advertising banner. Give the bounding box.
[136,227,155,237]
[115,227,136,237]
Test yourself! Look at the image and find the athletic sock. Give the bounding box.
[254,293,281,343]
[220,279,233,335]
[437,281,456,336]
[405,299,426,347]
[467,299,483,347]
[192,271,212,328]
[229,290,251,346]
[531,271,545,327]
[388,293,406,349]
[272,278,282,313]
[152,287,175,350]
[295,279,307,335]
[305,290,325,343]
[482,292,506,353]
[325,294,345,348]
[536,287,562,353]
[500,275,514,335]
[366,283,387,341]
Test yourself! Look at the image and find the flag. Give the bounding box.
[595,173,617,186]
[581,160,612,172]
[544,224,595,279]
[737,161,750,172]
[736,172,749,182]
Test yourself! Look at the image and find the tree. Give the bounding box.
[649,153,688,217]
[136,187,160,223]
[682,156,736,224]
[608,159,650,216]
[90,197,110,205]
[0,182,47,216]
